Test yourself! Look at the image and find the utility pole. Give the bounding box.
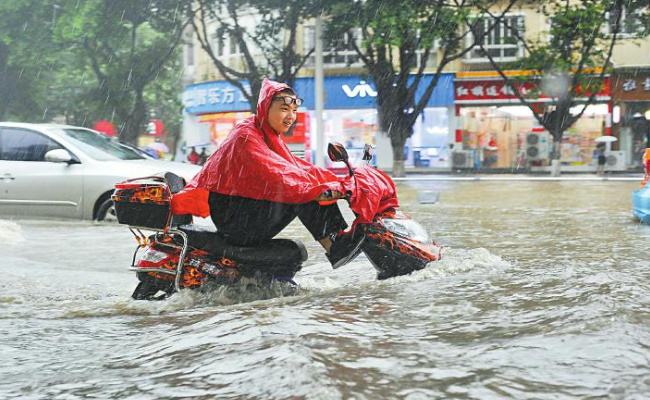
[314,12,325,167]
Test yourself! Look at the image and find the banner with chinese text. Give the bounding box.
[455,77,610,104]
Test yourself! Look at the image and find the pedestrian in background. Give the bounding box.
[595,143,606,176]
[187,147,200,164]
[199,148,208,165]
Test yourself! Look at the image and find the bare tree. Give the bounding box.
[467,0,648,174]
[326,0,519,176]
[190,0,321,111]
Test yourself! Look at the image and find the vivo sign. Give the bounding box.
[184,74,453,114]
[341,80,377,98]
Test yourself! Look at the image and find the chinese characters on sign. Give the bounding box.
[184,84,251,109]
[622,79,637,91]
[454,80,536,102]
[612,75,650,102]
[622,78,650,92]
[455,78,610,102]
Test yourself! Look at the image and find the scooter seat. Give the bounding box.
[175,224,308,272]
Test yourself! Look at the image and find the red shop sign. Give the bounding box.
[455,78,610,103]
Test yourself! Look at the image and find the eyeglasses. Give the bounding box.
[273,96,303,106]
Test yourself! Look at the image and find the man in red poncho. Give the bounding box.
[172,78,365,268]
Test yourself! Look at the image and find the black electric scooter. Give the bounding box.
[113,144,441,300]
[325,142,442,280]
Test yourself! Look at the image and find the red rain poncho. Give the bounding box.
[347,165,398,225]
[642,148,650,187]
[171,78,398,225]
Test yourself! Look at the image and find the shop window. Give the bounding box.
[401,28,439,70]
[303,25,315,59]
[229,35,239,55]
[303,26,363,68]
[316,109,377,167]
[212,31,245,64]
[185,41,194,67]
[210,30,252,69]
[416,48,438,69]
[466,15,525,63]
[215,35,225,57]
[415,32,439,69]
[408,108,450,168]
[184,30,195,68]
[607,6,649,37]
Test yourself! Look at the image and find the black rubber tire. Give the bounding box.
[132,273,175,300]
[95,198,116,222]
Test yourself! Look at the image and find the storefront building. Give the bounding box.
[181,74,455,169]
[611,71,650,168]
[454,72,612,170]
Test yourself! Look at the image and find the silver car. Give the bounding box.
[0,122,201,220]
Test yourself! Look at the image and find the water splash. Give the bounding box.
[0,220,26,244]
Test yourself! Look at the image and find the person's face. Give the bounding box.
[267,94,298,135]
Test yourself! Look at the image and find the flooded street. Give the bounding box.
[1,180,649,399]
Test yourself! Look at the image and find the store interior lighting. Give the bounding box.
[497,106,534,117]
[497,103,608,117]
[569,103,608,116]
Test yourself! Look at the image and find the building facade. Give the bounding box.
[180,1,650,171]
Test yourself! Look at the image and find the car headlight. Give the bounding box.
[381,218,430,243]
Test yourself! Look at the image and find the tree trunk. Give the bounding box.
[168,124,182,161]
[552,138,562,161]
[376,91,413,178]
[550,137,561,176]
[120,89,147,145]
[551,101,576,175]
[0,43,10,121]
[248,77,262,113]
[391,135,408,177]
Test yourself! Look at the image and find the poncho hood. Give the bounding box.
[172,78,344,216]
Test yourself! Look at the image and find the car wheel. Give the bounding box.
[96,198,117,222]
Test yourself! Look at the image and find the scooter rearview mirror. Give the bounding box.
[327,142,349,162]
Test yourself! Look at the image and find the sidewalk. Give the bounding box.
[400,165,644,175]
[388,167,643,182]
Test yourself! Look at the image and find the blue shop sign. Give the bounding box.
[183,80,252,114]
[184,74,454,114]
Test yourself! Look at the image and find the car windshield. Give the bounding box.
[53,128,146,161]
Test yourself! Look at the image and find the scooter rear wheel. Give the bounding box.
[132,273,175,300]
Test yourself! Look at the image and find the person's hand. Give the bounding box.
[315,190,345,202]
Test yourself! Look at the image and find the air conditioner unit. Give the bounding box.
[525,131,550,161]
[605,150,626,171]
[451,150,475,169]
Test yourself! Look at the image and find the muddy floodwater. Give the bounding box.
[1,179,649,399]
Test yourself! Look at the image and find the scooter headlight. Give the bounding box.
[382,218,430,243]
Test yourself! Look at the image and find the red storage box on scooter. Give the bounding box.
[112,178,172,230]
